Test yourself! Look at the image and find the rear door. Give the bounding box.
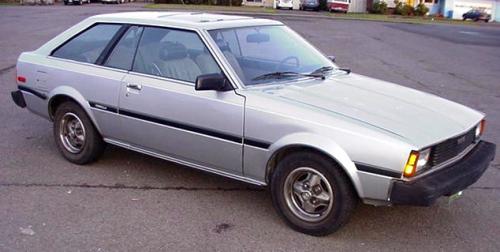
[117,26,245,175]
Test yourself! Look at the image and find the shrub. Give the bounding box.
[393,0,404,15]
[371,1,388,14]
[414,3,429,16]
[400,3,414,16]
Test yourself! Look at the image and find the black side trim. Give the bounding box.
[18,85,47,100]
[88,102,271,149]
[244,138,271,149]
[89,102,118,113]
[355,163,401,178]
[119,109,243,144]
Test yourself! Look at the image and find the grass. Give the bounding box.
[328,13,482,25]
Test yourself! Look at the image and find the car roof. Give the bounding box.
[91,12,283,30]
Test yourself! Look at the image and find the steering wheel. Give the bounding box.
[274,56,300,72]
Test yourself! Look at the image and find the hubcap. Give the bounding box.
[284,167,334,222]
[59,112,86,154]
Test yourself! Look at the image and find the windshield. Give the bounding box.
[208,25,335,86]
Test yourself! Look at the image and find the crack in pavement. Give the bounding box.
[468,186,500,190]
[0,64,15,75]
[0,182,265,192]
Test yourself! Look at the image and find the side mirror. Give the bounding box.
[328,55,336,63]
[195,73,232,91]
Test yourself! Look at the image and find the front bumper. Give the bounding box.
[390,141,496,206]
[11,90,26,108]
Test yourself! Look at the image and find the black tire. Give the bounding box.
[53,101,105,165]
[270,151,357,236]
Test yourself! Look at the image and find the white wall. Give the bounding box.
[349,0,368,12]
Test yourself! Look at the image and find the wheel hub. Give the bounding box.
[283,167,334,222]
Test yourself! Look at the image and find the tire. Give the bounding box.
[270,152,357,236]
[53,101,105,165]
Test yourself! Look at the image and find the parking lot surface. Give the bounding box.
[1,4,499,251]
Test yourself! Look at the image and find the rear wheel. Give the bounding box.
[53,101,105,164]
[271,152,357,236]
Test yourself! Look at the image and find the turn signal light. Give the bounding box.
[404,151,419,177]
[479,119,486,135]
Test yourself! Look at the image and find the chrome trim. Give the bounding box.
[103,138,267,187]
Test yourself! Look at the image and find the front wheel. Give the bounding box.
[53,101,105,165]
[270,152,357,236]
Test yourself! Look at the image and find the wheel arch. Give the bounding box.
[265,133,364,199]
[47,86,102,135]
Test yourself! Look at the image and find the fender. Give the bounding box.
[266,132,365,199]
[47,85,103,134]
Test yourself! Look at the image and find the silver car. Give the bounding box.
[11,12,496,236]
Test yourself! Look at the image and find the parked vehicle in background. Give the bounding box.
[102,0,126,4]
[462,9,491,22]
[64,0,90,5]
[276,0,293,10]
[299,0,320,11]
[327,0,350,13]
[11,12,496,236]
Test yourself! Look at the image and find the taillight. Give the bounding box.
[17,76,26,83]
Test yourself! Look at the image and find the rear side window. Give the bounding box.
[105,26,143,70]
[52,24,122,64]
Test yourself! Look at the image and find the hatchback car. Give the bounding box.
[11,12,496,236]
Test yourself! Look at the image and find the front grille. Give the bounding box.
[430,128,476,166]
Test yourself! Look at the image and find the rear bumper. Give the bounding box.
[390,141,496,206]
[11,90,26,108]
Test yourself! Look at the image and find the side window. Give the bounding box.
[52,24,122,64]
[105,26,143,70]
[132,27,221,83]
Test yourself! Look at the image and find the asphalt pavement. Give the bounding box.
[1,3,499,251]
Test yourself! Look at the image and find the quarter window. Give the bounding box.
[132,27,221,83]
[52,24,122,64]
[105,26,144,70]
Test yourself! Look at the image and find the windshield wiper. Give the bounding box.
[310,66,351,76]
[251,71,324,81]
[309,66,334,76]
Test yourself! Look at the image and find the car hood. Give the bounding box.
[249,73,483,148]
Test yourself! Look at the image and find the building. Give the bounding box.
[376,0,499,21]
[242,0,368,13]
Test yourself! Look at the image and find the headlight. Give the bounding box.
[417,148,431,170]
[475,120,485,141]
[403,148,431,178]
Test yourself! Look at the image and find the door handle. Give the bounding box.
[126,83,142,91]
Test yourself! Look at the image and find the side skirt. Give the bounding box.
[103,138,267,187]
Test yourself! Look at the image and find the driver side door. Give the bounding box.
[116,26,245,175]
